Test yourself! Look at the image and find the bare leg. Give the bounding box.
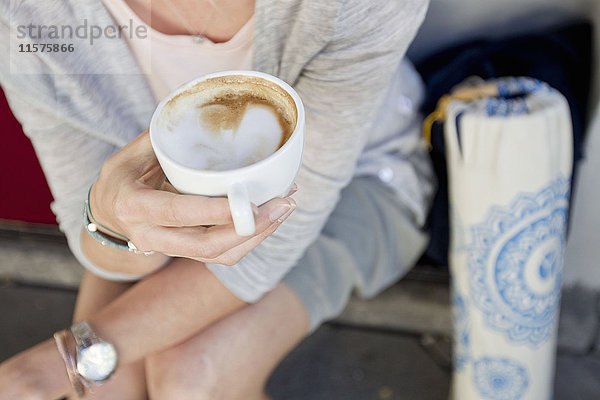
[88,257,247,365]
[145,283,310,400]
[0,258,256,399]
[67,271,147,400]
[0,272,148,400]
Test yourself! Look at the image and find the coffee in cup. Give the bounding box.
[150,71,305,237]
[155,75,297,172]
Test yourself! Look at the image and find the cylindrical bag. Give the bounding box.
[443,78,573,400]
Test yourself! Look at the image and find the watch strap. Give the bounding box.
[54,329,87,397]
[71,321,100,349]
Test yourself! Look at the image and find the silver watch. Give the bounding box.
[71,321,118,384]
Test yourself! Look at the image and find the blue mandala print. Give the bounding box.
[452,283,470,372]
[469,177,569,347]
[496,77,548,98]
[474,357,529,400]
[486,77,549,117]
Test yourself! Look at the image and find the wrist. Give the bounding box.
[70,321,119,385]
[1,358,45,400]
[88,183,130,243]
[85,184,155,256]
[0,339,74,400]
[81,228,170,276]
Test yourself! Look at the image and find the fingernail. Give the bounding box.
[287,183,299,196]
[269,199,296,222]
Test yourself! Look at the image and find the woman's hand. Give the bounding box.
[0,339,70,400]
[88,130,296,272]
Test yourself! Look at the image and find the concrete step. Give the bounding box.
[0,223,82,288]
[0,224,453,337]
[337,280,451,336]
[3,223,598,357]
[1,284,598,400]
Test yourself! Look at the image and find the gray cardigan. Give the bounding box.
[0,0,433,301]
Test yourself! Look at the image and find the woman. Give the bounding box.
[0,0,434,398]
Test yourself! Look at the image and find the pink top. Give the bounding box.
[101,0,255,101]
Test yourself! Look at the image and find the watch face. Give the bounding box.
[77,341,118,382]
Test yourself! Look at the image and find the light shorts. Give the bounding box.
[281,176,429,332]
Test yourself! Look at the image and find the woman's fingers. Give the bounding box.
[286,183,298,197]
[130,181,297,228]
[103,130,156,176]
[133,197,296,258]
[159,180,179,194]
[131,186,235,227]
[207,212,291,266]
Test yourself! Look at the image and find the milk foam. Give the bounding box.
[155,75,297,171]
[159,103,283,171]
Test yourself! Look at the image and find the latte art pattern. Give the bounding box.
[192,102,284,170]
[155,75,297,171]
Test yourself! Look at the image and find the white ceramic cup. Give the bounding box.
[149,70,305,236]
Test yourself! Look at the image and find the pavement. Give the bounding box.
[1,223,599,399]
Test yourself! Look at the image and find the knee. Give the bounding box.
[145,351,217,400]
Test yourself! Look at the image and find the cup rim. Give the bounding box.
[149,70,304,176]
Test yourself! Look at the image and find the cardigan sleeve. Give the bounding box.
[0,29,137,281]
[0,88,138,279]
[0,0,160,281]
[206,0,431,302]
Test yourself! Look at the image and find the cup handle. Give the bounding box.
[227,182,255,236]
